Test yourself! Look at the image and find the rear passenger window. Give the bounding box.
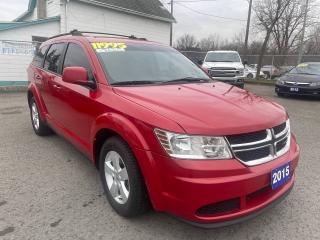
[63,43,94,81]
[44,43,66,74]
[32,45,49,67]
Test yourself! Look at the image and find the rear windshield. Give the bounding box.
[205,52,241,63]
[92,42,210,85]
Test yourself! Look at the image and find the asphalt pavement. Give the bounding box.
[0,84,319,240]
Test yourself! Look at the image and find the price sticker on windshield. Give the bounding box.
[91,42,127,53]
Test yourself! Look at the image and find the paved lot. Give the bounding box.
[0,85,319,240]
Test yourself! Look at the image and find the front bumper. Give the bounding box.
[213,77,245,88]
[275,84,320,96]
[135,134,299,227]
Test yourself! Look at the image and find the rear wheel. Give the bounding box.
[30,98,52,136]
[99,136,150,217]
[247,73,254,79]
[277,93,285,97]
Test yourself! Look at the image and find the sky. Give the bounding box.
[0,0,252,42]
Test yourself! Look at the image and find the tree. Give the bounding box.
[254,0,292,79]
[305,24,320,55]
[199,34,220,51]
[175,34,199,51]
[270,0,311,65]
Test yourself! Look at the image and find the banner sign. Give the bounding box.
[0,41,36,55]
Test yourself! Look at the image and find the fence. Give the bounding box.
[0,40,40,85]
[180,51,320,67]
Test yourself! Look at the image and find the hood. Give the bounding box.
[203,62,244,69]
[282,73,320,83]
[113,82,287,136]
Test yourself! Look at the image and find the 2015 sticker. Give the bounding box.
[91,42,127,52]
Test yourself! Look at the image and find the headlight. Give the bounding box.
[277,79,285,85]
[310,82,320,87]
[154,129,232,159]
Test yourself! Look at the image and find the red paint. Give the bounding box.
[62,67,88,84]
[27,35,299,225]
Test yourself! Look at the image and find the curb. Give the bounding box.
[0,85,28,93]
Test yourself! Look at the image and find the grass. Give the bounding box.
[245,78,277,86]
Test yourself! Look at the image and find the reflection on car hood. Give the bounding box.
[202,62,244,69]
[282,74,320,83]
[113,82,287,135]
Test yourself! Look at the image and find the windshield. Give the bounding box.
[93,42,210,85]
[205,52,241,63]
[289,63,320,75]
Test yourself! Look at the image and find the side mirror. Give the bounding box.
[197,59,203,65]
[62,67,95,88]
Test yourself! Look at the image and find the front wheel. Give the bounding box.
[99,136,150,217]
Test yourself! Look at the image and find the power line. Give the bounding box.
[176,2,246,21]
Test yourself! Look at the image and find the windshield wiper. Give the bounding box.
[161,77,212,84]
[111,80,162,86]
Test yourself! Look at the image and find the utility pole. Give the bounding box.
[298,0,309,64]
[244,0,253,61]
[170,0,174,46]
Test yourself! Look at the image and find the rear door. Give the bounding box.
[42,43,67,122]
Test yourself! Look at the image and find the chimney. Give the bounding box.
[37,0,47,19]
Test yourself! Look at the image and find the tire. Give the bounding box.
[99,136,150,217]
[277,93,285,97]
[247,73,254,79]
[29,97,52,136]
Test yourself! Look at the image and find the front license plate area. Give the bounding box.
[271,162,291,190]
[290,87,299,92]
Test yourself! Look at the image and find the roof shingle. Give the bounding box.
[83,0,175,22]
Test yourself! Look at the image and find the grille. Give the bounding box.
[208,67,239,78]
[227,120,291,166]
[285,81,311,86]
[196,198,240,216]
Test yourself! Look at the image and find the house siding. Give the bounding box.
[0,21,60,41]
[47,0,60,18]
[63,1,171,44]
[0,21,60,83]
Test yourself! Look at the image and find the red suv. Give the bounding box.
[27,30,299,227]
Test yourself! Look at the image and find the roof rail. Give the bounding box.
[48,29,146,40]
[80,31,147,40]
[48,29,83,39]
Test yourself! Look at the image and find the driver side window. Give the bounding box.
[63,43,94,82]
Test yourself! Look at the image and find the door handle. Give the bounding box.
[34,74,42,81]
[53,84,61,90]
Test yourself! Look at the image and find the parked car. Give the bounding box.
[279,66,295,76]
[200,51,245,88]
[27,30,299,228]
[261,65,281,79]
[244,66,266,79]
[276,62,320,97]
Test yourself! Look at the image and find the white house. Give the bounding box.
[0,0,174,86]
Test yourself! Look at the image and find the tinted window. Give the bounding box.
[63,43,93,81]
[32,45,49,67]
[44,43,66,74]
